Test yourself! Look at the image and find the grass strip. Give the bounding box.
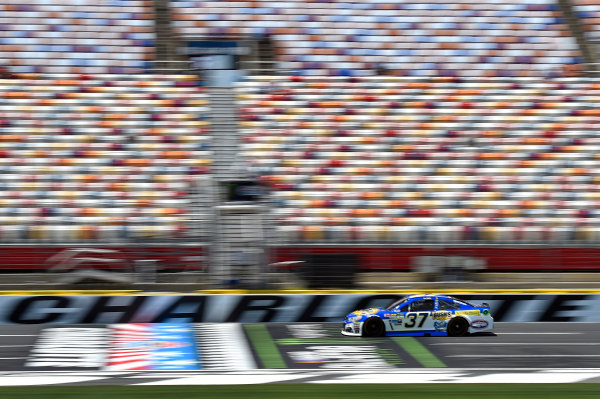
[243,324,286,368]
[393,336,446,367]
[0,384,598,399]
[276,338,383,345]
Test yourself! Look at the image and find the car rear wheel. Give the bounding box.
[447,317,469,337]
[362,317,385,337]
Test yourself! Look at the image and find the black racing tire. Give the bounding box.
[447,317,470,337]
[362,317,385,337]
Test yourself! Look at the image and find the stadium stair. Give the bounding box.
[209,88,245,180]
[558,0,600,74]
[208,87,271,288]
[152,0,188,72]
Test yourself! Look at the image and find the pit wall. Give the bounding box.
[1,293,599,324]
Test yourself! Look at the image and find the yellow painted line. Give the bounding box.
[1,289,600,296]
[194,288,600,295]
[0,290,141,296]
[196,289,600,295]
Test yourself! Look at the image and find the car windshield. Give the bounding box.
[385,297,408,310]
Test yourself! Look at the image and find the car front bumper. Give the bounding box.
[341,321,363,336]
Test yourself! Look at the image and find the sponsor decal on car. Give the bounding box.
[362,308,380,315]
[434,320,448,331]
[455,310,481,316]
[352,308,379,317]
[470,320,489,329]
[432,311,452,320]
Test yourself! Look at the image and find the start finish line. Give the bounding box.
[0,321,599,381]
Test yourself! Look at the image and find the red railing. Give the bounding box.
[273,246,600,272]
[0,245,598,273]
[0,246,206,272]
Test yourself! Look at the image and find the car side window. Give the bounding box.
[438,299,461,310]
[409,299,434,312]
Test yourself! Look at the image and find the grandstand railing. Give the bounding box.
[266,243,600,289]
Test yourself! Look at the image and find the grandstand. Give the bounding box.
[0,0,600,290]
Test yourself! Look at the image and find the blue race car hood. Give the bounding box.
[345,307,385,321]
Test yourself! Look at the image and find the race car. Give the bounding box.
[342,294,493,337]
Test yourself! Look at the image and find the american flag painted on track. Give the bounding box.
[104,323,200,371]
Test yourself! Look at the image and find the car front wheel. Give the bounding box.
[362,317,385,337]
[447,317,469,337]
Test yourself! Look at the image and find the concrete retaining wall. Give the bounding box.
[1,293,599,324]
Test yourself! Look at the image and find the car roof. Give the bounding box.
[406,294,455,301]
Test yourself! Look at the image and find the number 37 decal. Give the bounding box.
[404,312,429,328]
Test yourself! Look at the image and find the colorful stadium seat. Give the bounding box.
[239,75,600,242]
[0,1,155,73]
[171,0,582,77]
[0,73,210,241]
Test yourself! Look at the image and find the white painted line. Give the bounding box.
[135,373,318,385]
[0,375,107,386]
[310,371,600,384]
[0,358,28,360]
[0,335,37,337]
[431,342,600,346]
[0,345,33,348]
[448,355,600,358]
[454,372,600,384]
[0,369,597,386]
[311,372,468,384]
[498,332,581,335]
[0,371,132,376]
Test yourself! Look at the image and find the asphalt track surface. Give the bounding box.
[425,322,600,369]
[0,322,599,385]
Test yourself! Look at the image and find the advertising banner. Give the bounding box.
[0,293,599,324]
